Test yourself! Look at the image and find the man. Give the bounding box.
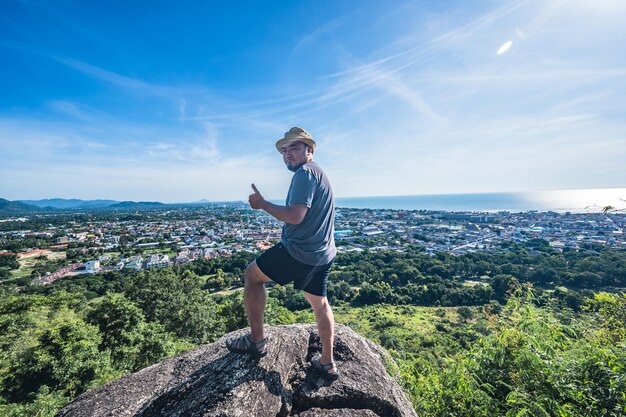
[226,127,339,379]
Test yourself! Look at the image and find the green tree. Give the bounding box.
[0,268,11,280]
[405,288,626,416]
[124,269,224,343]
[2,318,113,402]
[85,292,179,371]
[457,306,473,321]
[0,253,19,270]
[215,291,248,333]
[490,274,518,301]
[355,282,394,305]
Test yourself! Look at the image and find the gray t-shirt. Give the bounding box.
[281,161,336,266]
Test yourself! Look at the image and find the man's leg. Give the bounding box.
[244,260,271,343]
[304,292,338,374]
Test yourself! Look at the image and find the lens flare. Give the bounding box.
[497,40,513,55]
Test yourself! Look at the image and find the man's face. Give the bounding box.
[281,141,311,172]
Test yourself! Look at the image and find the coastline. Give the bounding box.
[334,188,626,213]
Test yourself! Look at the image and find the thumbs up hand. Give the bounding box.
[249,183,266,209]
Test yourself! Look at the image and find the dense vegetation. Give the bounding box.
[1,244,625,416]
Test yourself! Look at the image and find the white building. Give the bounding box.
[125,256,143,271]
[84,260,101,273]
[146,254,170,268]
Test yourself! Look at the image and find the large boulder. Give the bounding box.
[56,324,418,417]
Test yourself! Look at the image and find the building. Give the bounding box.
[84,260,101,273]
[124,256,144,271]
[145,254,170,268]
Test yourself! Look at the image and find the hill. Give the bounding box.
[2,198,168,213]
[0,198,43,215]
[18,199,119,209]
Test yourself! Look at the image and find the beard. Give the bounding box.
[287,162,304,172]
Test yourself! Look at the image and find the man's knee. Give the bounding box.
[304,292,331,313]
[245,260,270,286]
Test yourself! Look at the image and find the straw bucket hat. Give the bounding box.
[275,127,316,153]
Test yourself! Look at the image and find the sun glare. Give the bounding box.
[497,40,513,55]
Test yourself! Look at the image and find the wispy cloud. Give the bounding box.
[44,100,109,121]
[322,0,532,81]
[290,17,348,56]
[145,124,220,162]
[178,0,533,123]
[54,57,177,97]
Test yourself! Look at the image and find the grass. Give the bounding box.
[197,274,214,284]
[139,248,177,257]
[462,280,490,287]
[47,252,67,261]
[11,266,34,279]
[282,302,485,360]
[10,252,69,279]
[334,306,435,348]
[12,258,39,278]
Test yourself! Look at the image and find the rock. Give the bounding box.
[56,324,418,417]
[295,409,379,416]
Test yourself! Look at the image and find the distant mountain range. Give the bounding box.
[107,201,167,209]
[0,198,167,215]
[0,198,45,215]
[0,198,229,216]
[18,198,119,209]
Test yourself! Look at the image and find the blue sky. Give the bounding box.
[1,0,625,202]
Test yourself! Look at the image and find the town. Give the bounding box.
[1,204,624,285]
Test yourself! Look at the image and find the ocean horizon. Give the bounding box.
[333,188,626,213]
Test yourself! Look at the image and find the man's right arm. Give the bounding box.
[249,183,308,224]
[259,201,308,225]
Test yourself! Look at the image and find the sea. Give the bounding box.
[334,188,626,213]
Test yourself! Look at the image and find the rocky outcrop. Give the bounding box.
[56,324,418,417]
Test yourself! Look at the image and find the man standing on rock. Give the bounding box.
[226,127,339,380]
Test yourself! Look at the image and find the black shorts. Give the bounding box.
[256,242,333,297]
